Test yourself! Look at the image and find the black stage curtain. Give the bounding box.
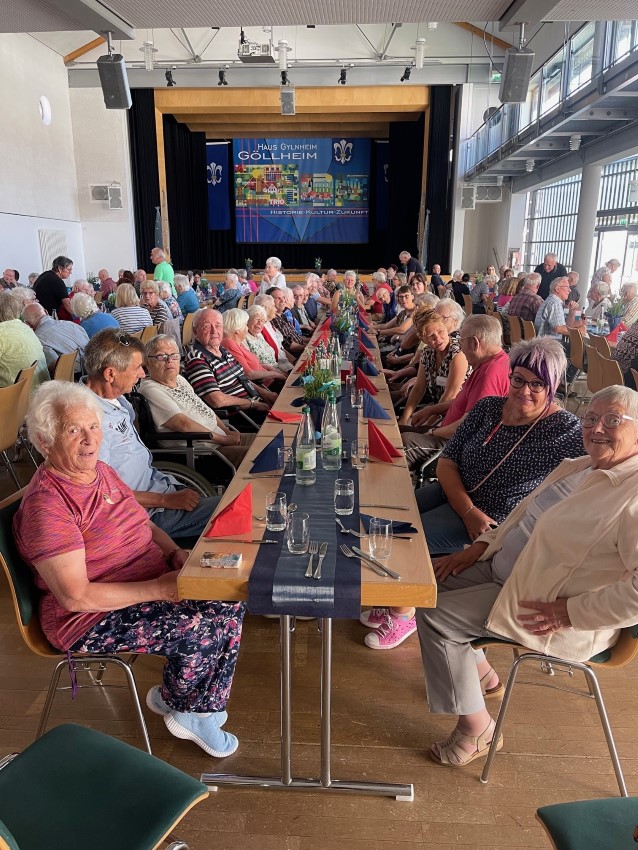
[163,116,209,270]
[127,89,161,271]
[424,86,457,273]
[386,112,425,266]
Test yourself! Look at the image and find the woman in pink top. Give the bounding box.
[13,381,244,759]
[221,307,287,389]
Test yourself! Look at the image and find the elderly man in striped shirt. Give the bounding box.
[184,308,274,428]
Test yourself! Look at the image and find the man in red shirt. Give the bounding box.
[402,315,510,476]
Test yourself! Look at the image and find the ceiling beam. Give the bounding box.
[200,124,389,138]
[454,23,510,52]
[48,0,135,39]
[64,35,105,65]
[177,112,419,125]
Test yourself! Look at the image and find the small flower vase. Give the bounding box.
[607,315,622,331]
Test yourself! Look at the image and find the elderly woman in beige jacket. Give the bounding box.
[417,385,638,768]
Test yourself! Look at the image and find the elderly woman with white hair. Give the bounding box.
[157,280,182,323]
[584,280,612,321]
[70,292,119,338]
[244,305,289,373]
[619,282,638,328]
[13,380,246,758]
[215,273,243,314]
[221,308,286,388]
[111,283,153,334]
[253,293,294,372]
[416,385,638,767]
[10,286,38,308]
[175,274,199,317]
[259,256,286,295]
[330,270,366,313]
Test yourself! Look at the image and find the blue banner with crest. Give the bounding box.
[232,137,370,244]
[206,142,231,230]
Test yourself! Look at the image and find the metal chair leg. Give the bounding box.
[581,666,628,797]
[1,450,21,489]
[36,659,68,739]
[480,651,525,784]
[105,656,153,754]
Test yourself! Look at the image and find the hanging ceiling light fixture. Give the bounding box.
[415,38,426,69]
[140,40,158,71]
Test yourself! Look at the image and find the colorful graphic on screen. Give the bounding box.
[233,137,370,244]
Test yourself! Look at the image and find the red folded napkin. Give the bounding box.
[204,484,252,537]
[367,421,403,462]
[607,322,628,342]
[267,410,302,423]
[356,367,378,395]
[358,340,374,360]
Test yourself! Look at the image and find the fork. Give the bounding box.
[335,517,411,541]
[339,543,386,577]
[305,540,318,578]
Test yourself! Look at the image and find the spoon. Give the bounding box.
[254,502,297,522]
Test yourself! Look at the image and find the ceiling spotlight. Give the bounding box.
[165,68,176,87]
[400,65,412,82]
[218,68,228,86]
[281,69,290,86]
[338,68,347,85]
[427,22,438,30]
[569,134,582,151]
[415,38,426,69]
[525,159,535,173]
[140,40,157,71]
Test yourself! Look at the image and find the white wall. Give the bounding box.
[460,188,518,273]
[69,88,137,276]
[0,33,85,279]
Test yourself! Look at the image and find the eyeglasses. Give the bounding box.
[147,353,180,363]
[509,373,547,393]
[581,412,636,429]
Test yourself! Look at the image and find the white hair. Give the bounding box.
[589,386,638,421]
[266,257,282,270]
[621,282,637,298]
[550,277,569,294]
[145,333,178,356]
[174,274,190,292]
[157,280,173,299]
[225,273,239,288]
[11,286,37,306]
[254,294,274,309]
[591,281,610,298]
[222,307,248,336]
[435,298,465,329]
[452,269,463,281]
[247,304,267,323]
[27,381,103,455]
[461,314,502,349]
[371,271,387,284]
[71,292,98,320]
[415,293,439,308]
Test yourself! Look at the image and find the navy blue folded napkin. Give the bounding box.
[249,429,284,473]
[360,513,418,534]
[359,330,375,349]
[290,375,302,387]
[361,359,379,377]
[358,314,370,330]
[362,390,390,420]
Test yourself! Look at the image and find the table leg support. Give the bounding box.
[320,617,332,787]
[281,614,293,785]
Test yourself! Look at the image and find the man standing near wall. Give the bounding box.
[399,251,423,284]
[151,248,176,297]
[34,256,74,319]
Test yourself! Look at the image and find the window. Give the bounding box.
[568,23,595,94]
[540,48,565,115]
[519,71,541,131]
[522,175,581,271]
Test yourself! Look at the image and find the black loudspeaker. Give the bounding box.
[97,54,132,110]
[498,47,535,103]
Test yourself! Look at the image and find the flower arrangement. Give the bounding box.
[607,299,624,318]
[474,272,485,285]
[332,309,353,335]
[107,292,116,308]
[301,352,340,400]
[314,257,322,270]
[244,257,253,268]
[86,271,99,290]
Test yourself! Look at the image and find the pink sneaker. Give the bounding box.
[359,607,388,629]
[364,611,417,649]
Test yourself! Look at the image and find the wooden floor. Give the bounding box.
[1,456,637,850]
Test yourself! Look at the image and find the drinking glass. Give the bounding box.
[334,478,355,516]
[351,440,369,470]
[277,446,295,474]
[369,518,393,561]
[286,512,310,554]
[346,374,357,404]
[352,389,364,409]
[266,491,287,532]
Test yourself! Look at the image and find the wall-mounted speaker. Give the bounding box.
[498,47,535,104]
[280,85,295,116]
[97,54,132,110]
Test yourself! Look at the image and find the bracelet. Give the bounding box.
[461,505,476,520]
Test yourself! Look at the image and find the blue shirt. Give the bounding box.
[535,293,565,338]
[81,312,119,339]
[87,386,178,515]
[33,315,89,366]
[284,308,301,334]
[177,288,199,317]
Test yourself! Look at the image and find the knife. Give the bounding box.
[351,545,401,580]
[204,538,278,544]
[313,541,328,580]
[242,474,296,479]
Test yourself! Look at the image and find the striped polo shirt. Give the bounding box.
[184,341,253,400]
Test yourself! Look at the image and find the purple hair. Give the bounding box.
[509,337,566,402]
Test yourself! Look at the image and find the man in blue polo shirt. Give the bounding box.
[83,328,218,539]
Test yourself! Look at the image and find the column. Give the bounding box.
[571,163,601,305]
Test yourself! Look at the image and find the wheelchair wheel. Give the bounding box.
[153,461,221,499]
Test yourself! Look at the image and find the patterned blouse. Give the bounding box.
[419,338,469,403]
[244,332,279,368]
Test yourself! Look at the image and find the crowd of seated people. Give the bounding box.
[4,247,638,778]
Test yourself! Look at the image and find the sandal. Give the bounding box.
[480,666,505,700]
[429,720,503,767]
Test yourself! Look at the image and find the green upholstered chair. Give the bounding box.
[0,490,151,753]
[536,797,638,850]
[472,630,638,796]
[0,724,208,850]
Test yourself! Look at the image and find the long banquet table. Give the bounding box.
[178,322,436,800]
